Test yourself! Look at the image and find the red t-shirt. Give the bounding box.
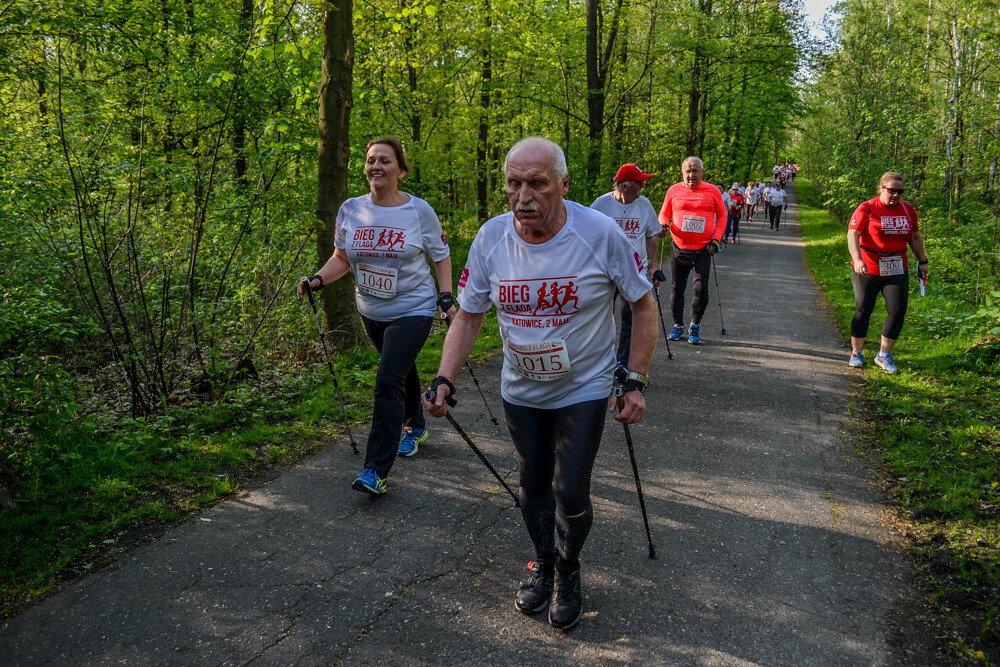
[848,198,919,275]
[728,193,745,215]
[659,181,727,250]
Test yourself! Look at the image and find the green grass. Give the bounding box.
[797,179,1000,660]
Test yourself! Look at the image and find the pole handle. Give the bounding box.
[302,277,318,307]
[424,388,457,408]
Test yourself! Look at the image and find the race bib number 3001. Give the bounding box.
[680,215,706,233]
[507,338,571,381]
[356,263,398,298]
[878,255,905,276]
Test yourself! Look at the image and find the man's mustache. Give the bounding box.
[515,202,539,213]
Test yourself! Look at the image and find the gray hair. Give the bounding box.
[504,137,568,179]
[682,156,704,171]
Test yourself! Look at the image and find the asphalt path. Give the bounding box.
[1,184,913,665]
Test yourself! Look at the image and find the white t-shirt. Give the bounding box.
[744,186,758,204]
[589,193,660,268]
[769,188,787,207]
[458,201,653,409]
[335,193,450,322]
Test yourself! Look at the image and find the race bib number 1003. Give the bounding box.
[507,338,571,382]
[356,263,398,298]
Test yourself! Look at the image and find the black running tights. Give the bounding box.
[670,244,711,326]
[504,397,607,565]
[360,314,433,476]
[850,272,909,340]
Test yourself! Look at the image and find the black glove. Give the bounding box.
[708,239,720,254]
[427,375,457,407]
[437,291,455,313]
[652,269,667,283]
[307,274,324,291]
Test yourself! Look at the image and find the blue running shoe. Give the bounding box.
[667,324,683,341]
[849,351,864,368]
[874,351,898,374]
[352,468,387,495]
[398,426,428,457]
[688,323,701,344]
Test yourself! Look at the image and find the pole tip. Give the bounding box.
[648,545,656,559]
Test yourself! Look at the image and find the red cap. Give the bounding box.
[615,164,652,183]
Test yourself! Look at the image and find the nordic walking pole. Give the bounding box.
[654,240,673,359]
[441,314,499,425]
[612,371,655,559]
[711,255,727,336]
[302,279,359,454]
[424,388,519,506]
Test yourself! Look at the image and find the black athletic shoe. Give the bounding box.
[515,557,555,615]
[548,562,583,630]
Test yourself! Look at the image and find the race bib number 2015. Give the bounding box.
[507,338,571,381]
[878,255,904,276]
[356,263,398,298]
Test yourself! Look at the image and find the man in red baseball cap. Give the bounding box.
[591,163,664,370]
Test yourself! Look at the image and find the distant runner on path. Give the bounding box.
[590,163,664,370]
[846,171,929,374]
[423,137,656,632]
[658,156,726,345]
[768,182,787,230]
[724,183,744,244]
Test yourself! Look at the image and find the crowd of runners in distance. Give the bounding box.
[297,138,925,632]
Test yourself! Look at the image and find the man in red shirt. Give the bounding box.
[658,157,727,344]
[724,183,745,244]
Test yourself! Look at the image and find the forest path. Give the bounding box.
[0,184,914,665]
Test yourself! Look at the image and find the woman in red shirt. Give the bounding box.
[846,172,929,374]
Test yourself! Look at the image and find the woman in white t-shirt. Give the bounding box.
[298,138,455,495]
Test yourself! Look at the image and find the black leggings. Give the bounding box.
[850,272,909,340]
[769,203,783,228]
[670,244,711,325]
[504,397,607,565]
[360,314,433,476]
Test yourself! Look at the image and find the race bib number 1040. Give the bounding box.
[507,338,571,381]
[356,263,398,298]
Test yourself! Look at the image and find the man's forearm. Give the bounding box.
[437,310,487,381]
[626,291,657,375]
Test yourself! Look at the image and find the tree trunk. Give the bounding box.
[585,0,605,193]
[317,0,361,345]
[233,0,253,186]
[476,0,492,222]
[585,0,625,195]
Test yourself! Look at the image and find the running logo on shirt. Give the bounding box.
[617,218,642,241]
[458,266,469,289]
[880,216,911,234]
[351,227,406,257]
[499,277,579,328]
[633,251,644,273]
[440,232,449,246]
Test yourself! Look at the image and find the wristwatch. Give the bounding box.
[623,371,649,393]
